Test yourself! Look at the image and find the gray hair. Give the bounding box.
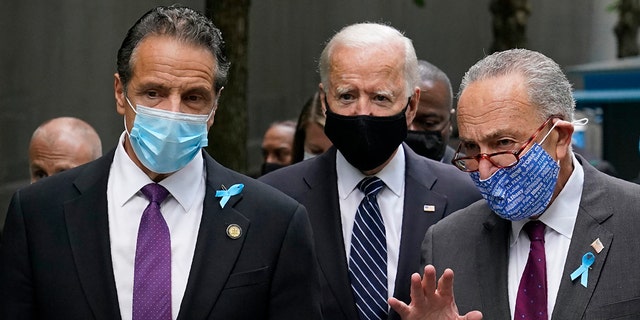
[116,5,230,92]
[458,49,575,122]
[318,23,419,98]
[417,60,453,110]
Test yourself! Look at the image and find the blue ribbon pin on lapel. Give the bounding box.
[215,183,244,208]
[570,252,595,287]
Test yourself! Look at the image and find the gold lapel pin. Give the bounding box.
[591,238,604,253]
[423,205,436,212]
[226,224,242,239]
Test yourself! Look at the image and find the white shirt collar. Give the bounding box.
[336,145,405,199]
[511,154,584,245]
[111,131,205,212]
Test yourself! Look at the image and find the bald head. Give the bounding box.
[29,117,102,183]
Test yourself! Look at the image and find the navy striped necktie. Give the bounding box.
[349,176,388,320]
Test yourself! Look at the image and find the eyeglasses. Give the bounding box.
[451,117,556,172]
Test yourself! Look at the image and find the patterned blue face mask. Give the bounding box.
[125,98,212,174]
[469,122,560,221]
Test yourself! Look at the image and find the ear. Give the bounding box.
[319,83,327,114]
[405,87,420,125]
[208,86,224,128]
[553,119,574,161]
[114,73,127,116]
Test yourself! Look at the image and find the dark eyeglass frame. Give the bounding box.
[451,116,558,172]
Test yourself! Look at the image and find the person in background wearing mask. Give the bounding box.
[260,22,481,320]
[291,91,332,163]
[405,60,457,163]
[29,117,102,183]
[390,49,640,320]
[260,120,296,175]
[0,6,321,319]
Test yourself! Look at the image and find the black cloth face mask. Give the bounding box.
[324,98,410,172]
[405,129,446,161]
[261,162,286,175]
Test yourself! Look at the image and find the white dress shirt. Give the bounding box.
[107,132,205,320]
[508,154,584,319]
[337,146,405,300]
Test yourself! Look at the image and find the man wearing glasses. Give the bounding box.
[390,49,640,319]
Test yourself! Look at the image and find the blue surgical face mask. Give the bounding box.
[125,98,212,174]
[469,123,560,221]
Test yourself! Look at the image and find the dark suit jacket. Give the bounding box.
[441,145,457,165]
[259,144,481,320]
[422,155,640,319]
[0,149,321,320]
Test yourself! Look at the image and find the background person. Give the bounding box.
[260,22,481,320]
[29,116,102,183]
[291,91,332,163]
[260,120,296,175]
[405,60,456,163]
[0,6,321,319]
[390,49,640,320]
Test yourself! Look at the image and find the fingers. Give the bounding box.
[388,297,409,317]
[437,268,455,297]
[410,272,426,301]
[462,310,483,320]
[423,265,437,295]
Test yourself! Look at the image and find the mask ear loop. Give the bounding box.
[540,118,589,165]
[572,117,589,126]
[123,93,139,137]
[540,119,561,144]
[206,86,224,122]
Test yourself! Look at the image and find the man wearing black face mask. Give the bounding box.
[405,60,457,163]
[260,23,481,320]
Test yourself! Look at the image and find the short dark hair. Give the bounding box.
[116,5,230,92]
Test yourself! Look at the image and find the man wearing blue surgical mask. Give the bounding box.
[390,49,640,320]
[405,60,457,163]
[0,5,321,320]
[260,23,481,320]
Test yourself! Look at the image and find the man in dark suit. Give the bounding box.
[405,60,457,164]
[0,6,321,320]
[390,49,640,319]
[260,23,481,320]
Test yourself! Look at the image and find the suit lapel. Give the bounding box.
[304,149,360,319]
[392,149,447,306]
[551,158,613,320]
[178,154,249,320]
[476,213,511,319]
[65,150,121,320]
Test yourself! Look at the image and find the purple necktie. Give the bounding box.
[133,183,171,320]
[515,220,548,320]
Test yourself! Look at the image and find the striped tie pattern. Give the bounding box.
[349,176,387,320]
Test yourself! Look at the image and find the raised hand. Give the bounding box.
[388,265,483,320]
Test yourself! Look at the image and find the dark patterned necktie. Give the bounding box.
[133,183,171,320]
[349,176,388,320]
[515,220,548,320]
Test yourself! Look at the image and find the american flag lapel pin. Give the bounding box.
[423,204,436,212]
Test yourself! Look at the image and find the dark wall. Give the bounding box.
[246,0,619,172]
[0,1,626,229]
[0,0,205,229]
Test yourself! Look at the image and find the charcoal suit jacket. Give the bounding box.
[422,155,640,319]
